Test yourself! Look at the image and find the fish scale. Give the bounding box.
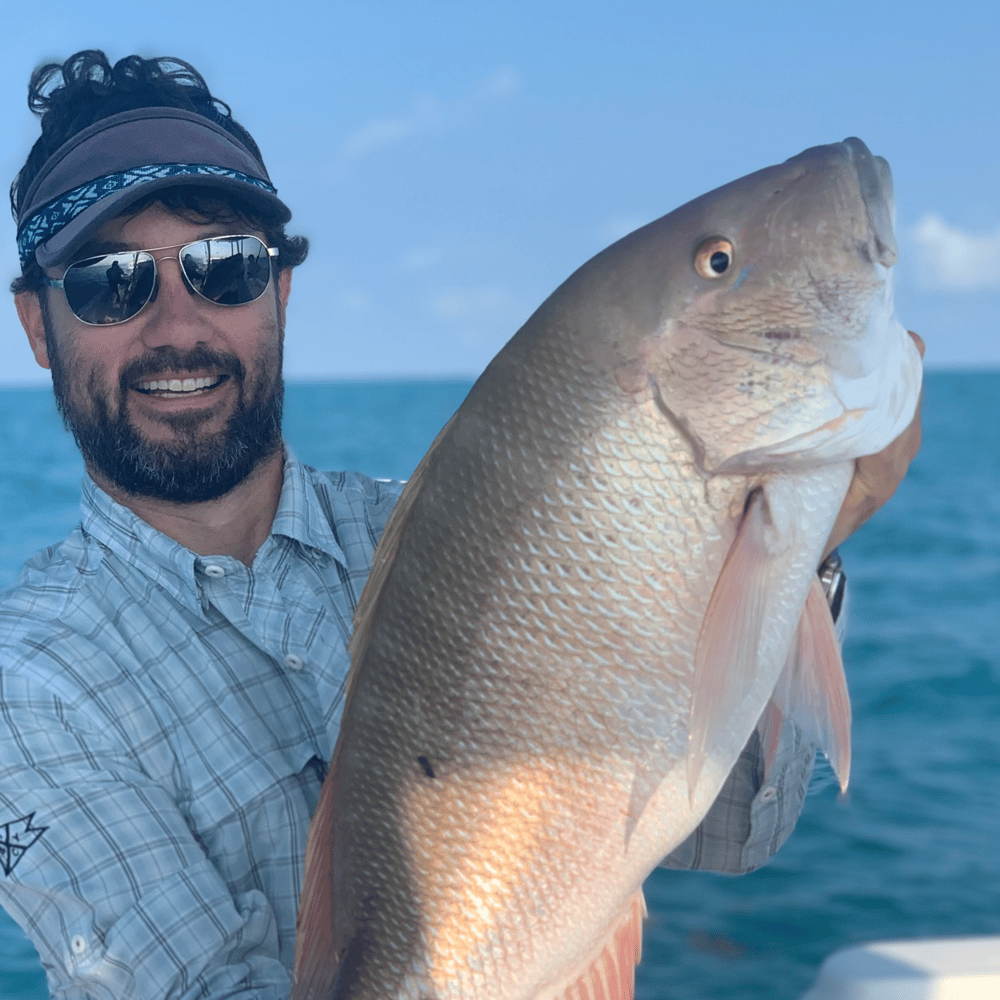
[322,407,737,997]
[293,138,922,999]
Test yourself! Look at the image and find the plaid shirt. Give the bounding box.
[0,452,818,1000]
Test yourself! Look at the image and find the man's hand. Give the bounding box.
[823,331,925,559]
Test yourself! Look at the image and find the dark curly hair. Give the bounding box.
[11,50,307,294]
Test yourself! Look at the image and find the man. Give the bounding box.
[1,51,921,1000]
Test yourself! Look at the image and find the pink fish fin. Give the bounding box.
[556,889,646,1000]
[624,759,663,847]
[346,412,459,701]
[755,698,785,781]
[687,489,771,805]
[291,755,344,1000]
[768,575,851,791]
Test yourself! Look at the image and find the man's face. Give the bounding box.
[26,202,291,503]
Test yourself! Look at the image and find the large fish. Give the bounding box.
[293,137,922,1000]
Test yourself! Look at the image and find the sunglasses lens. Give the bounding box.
[62,253,155,325]
[181,236,272,306]
[59,237,273,325]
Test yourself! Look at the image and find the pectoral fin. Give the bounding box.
[687,489,774,802]
[763,575,851,791]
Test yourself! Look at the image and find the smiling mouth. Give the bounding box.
[134,375,229,398]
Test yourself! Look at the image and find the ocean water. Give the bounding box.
[0,373,997,999]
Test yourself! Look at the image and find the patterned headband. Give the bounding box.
[17,163,279,269]
[15,107,291,272]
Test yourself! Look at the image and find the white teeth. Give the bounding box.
[138,376,220,393]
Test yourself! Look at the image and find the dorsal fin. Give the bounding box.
[293,412,460,1000]
[292,755,343,1000]
[345,412,459,705]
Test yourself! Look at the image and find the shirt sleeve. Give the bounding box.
[660,555,849,875]
[0,664,289,1000]
[658,719,817,875]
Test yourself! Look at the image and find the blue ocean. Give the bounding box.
[0,374,997,999]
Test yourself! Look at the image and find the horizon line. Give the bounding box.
[0,361,997,391]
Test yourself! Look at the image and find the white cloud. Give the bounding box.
[477,67,520,101]
[340,68,520,161]
[598,213,651,244]
[336,290,371,314]
[341,96,444,159]
[429,287,509,321]
[911,214,1000,291]
[400,246,442,272]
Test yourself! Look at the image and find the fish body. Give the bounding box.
[293,138,922,1000]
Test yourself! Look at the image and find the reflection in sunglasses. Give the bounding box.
[43,236,279,327]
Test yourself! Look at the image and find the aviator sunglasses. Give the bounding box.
[43,235,279,327]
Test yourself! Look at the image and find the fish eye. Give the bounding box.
[694,238,735,279]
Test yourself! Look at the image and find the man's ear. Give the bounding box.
[15,292,51,370]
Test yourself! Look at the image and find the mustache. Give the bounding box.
[120,345,246,387]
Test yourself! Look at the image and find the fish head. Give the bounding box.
[574,137,922,474]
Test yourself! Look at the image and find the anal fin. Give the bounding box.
[551,889,646,1000]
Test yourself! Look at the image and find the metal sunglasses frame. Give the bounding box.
[42,234,280,327]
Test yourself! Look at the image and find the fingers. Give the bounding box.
[822,330,924,558]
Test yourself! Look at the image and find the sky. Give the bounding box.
[0,1,997,384]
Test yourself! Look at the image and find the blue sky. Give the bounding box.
[1,1,997,383]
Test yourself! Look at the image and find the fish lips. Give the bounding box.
[841,136,898,267]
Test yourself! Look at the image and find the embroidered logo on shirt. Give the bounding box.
[1,813,47,876]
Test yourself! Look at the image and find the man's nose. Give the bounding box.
[137,256,213,348]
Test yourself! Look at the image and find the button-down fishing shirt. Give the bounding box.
[0,452,817,1000]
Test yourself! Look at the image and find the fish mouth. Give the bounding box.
[842,137,898,267]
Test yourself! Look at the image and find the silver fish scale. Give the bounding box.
[331,330,747,997]
[298,137,923,1000]
[451,351,721,745]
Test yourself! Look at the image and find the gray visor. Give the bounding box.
[17,107,291,270]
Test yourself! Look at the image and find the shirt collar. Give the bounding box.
[80,474,204,618]
[78,450,348,617]
[269,450,347,562]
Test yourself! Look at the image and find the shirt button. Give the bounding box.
[285,654,305,671]
[71,935,87,955]
[760,786,777,802]
[203,564,226,579]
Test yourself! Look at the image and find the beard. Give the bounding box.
[46,320,284,504]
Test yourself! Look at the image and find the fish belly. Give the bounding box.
[320,398,843,999]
